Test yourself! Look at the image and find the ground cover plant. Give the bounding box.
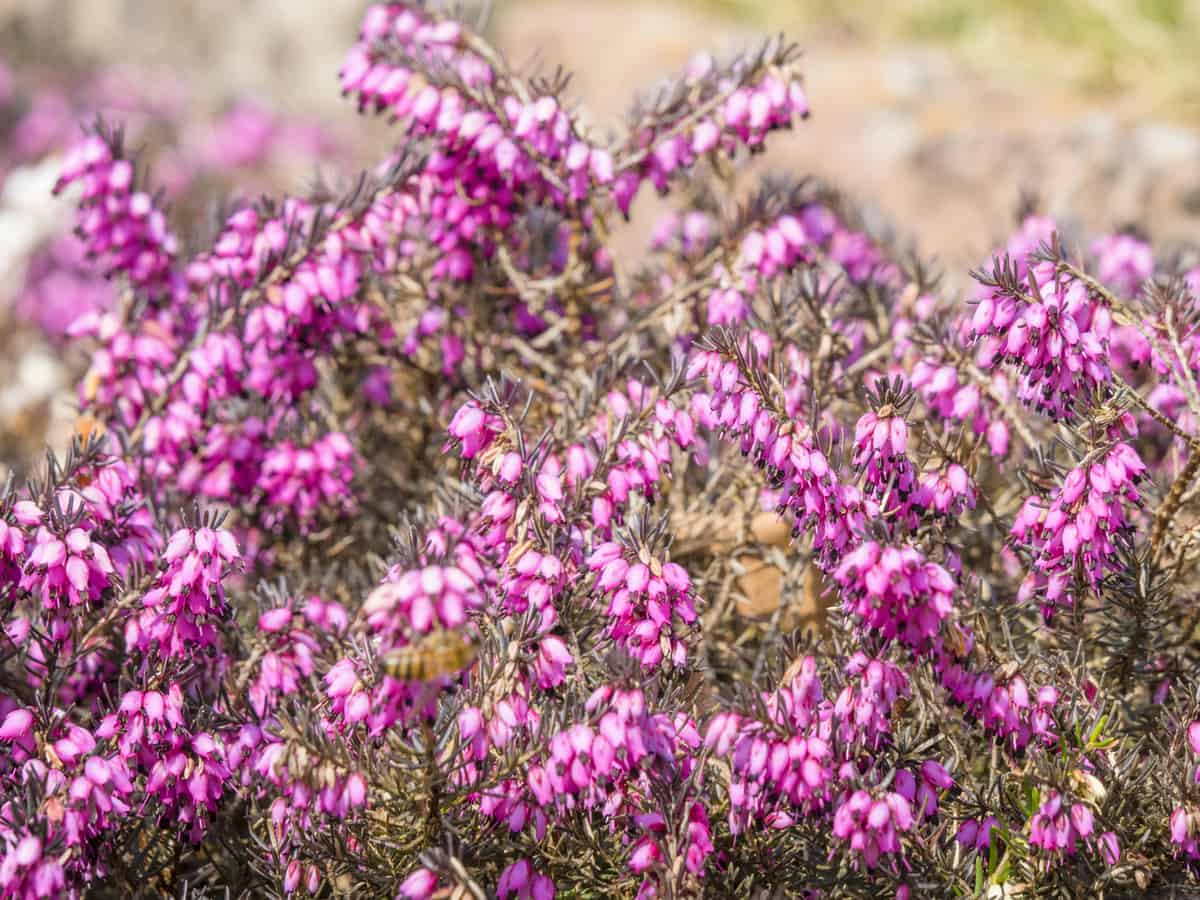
[5,2,1200,898]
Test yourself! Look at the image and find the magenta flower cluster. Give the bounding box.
[586,542,697,670]
[1011,438,1146,614]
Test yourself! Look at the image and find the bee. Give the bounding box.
[944,619,972,661]
[74,414,106,444]
[82,370,103,403]
[381,629,479,682]
[780,654,809,688]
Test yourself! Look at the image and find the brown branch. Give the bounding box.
[1150,449,1200,561]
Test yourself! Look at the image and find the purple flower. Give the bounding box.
[833,542,957,651]
[831,789,914,870]
[397,868,439,899]
[125,524,240,660]
[586,541,697,669]
[1011,439,1146,614]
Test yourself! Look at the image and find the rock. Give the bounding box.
[862,111,920,164]
[882,54,935,102]
[1133,123,1200,167]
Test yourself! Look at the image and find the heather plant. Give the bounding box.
[0,49,343,346]
[6,3,1200,899]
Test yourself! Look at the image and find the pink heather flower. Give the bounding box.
[499,544,567,635]
[613,53,808,215]
[0,709,36,761]
[256,432,357,533]
[13,234,119,337]
[397,868,439,899]
[534,635,574,689]
[19,524,115,612]
[586,541,697,669]
[850,381,978,529]
[363,542,486,650]
[447,401,504,460]
[71,310,183,429]
[854,407,909,461]
[92,685,229,840]
[458,706,488,762]
[0,830,67,898]
[628,803,712,889]
[1090,232,1153,298]
[956,816,1000,852]
[497,859,556,899]
[258,606,295,633]
[709,656,838,835]
[689,342,869,562]
[893,760,954,822]
[200,102,277,168]
[629,838,662,873]
[833,542,956,650]
[935,657,1060,751]
[910,357,1013,458]
[852,401,917,511]
[21,7,1200,897]
[0,516,26,588]
[1089,234,1152,379]
[1099,831,1120,865]
[0,708,34,742]
[302,595,350,634]
[1188,721,1200,757]
[1011,440,1146,614]
[1171,807,1200,860]
[1028,790,1110,860]
[125,524,240,659]
[833,653,910,749]
[283,859,302,894]
[505,687,703,883]
[972,250,1113,421]
[54,134,185,300]
[705,203,892,327]
[246,604,327,717]
[324,658,369,721]
[7,733,136,861]
[344,525,491,731]
[831,789,914,870]
[915,462,978,518]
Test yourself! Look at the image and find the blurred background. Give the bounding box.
[3,0,1200,476]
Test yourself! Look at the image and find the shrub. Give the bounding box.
[4,3,1200,898]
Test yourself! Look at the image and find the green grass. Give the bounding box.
[687,0,1200,122]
